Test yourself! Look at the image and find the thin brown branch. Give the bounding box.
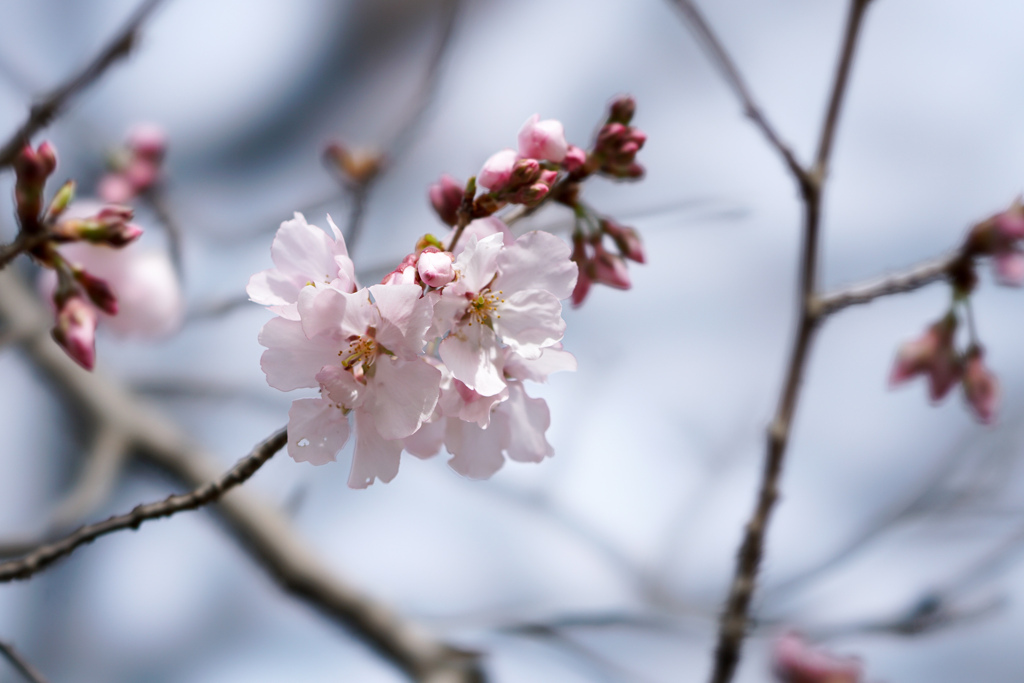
[815,251,962,317]
[0,0,166,169]
[0,640,49,683]
[704,2,874,682]
[813,0,875,178]
[0,232,47,270]
[0,268,484,683]
[0,428,285,582]
[667,0,808,187]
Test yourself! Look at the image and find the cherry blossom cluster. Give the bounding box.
[772,632,863,683]
[11,142,145,369]
[889,199,1024,423]
[251,100,647,487]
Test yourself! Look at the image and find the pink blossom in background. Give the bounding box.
[246,212,357,319]
[772,632,862,683]
[98,123,168,203]
[517,114,568,163]
[40,240,183,339]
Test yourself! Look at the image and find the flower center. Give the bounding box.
[339,334,378,378]
[468,289,504,326]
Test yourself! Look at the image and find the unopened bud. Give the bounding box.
[602,219,645,263]
[478,149,518,192]
[324,141,383,185]
[53,205,143,247]
[562,145,587,176]
[44,180,76,223]
[52,294,98,370]
[509,158,542,187]
[608,96,636,125]
[73,268,118,315]
[591,243,631,289]
[416,248,455,288]
[127,123,167,160]
[429,174,464,226]
[963,346,999,424]
[517,114,568,163]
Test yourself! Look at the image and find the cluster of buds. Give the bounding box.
[429,97,647,226]
[772,632,863,683]
[323,141,385,187]
[891,311,998,424]
[14,142,143,369]
[98,124,167,204]
[963,197,1024,286]
[570,214,646,307]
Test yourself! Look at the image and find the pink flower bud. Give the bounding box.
[478,149,518,192]
[772,632,862,683]
[52,294,98,370]
[509,158,542,186]
[127,123,167,160]
[994,250,1024,286]
[416,248,455,288]
[381,252,419,286]
[429,174,464,226]
[73,268,118,315]
[608,95,636,125]
[36,141,57,177]
[539,169,558,186]
[602,219,645,263]
[963,346,999,424]
[125,159,160,193]
[591,243,631,289]
[890,315,961,401]
[563,145,587,175]
[517,114,568,163]
[570,233,592,308]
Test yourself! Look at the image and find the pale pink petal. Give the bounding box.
[369,284,433,358]
[247,213,338,310]
[369,357,441,439]
[504,346,577,382]
[258,317,339,391]
[450,379,507,427]
[517,114,568,163]
[403,418,446,459]
[492,289,565,359]
[349,410,403,488]
[298,286,375,341]
[499,382,553,463]
[452,233,504,295]
[439,323,506,396]
[445,419,505,479]
[101,248,183,338]
[494,230,577,299]
[287,397,350,465]
[316,365,366,410]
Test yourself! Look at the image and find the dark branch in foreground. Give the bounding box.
[0,0,166,169]
[0,640,49,683]
[0,429,285,583]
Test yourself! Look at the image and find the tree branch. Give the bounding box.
[0,640,49,683]
[680,2,874,681]
[667,0,808,186]
[0,428,285,582]
[0,269,485,683]
[815,251,961,317]
[0,0,167,170]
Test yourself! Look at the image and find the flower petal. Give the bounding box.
[500,382,553,463]
[495,230,577,300]
[369,284,432,358]
[439,322,506,396]
[258,317,338,391]
[287,397,350,465]
[349,410,403,488]
[492,289,565,359]
[370,357,441,439]
[445,419,505,479]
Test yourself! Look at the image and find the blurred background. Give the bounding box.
[1,0,1024,680]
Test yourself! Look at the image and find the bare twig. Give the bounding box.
[669,2,875,681]
[0,640,49,683]
[0,268,483,682]
[667,0,808,186]
[0,232,47,270]
[0,0,166,170]
[816,251,963,317]
[0,428,285,582]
